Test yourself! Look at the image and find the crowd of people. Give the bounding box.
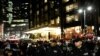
[0,37,100,56]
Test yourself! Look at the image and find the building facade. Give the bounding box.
[28,0,100,40]
[0,0,30,38]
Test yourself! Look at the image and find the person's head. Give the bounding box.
[32,43,37,47]
[57,41,62,46]
[73,38,83,48]
[64,32,72,40]
[50,40,57,47]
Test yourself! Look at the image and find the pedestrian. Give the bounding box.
[47,40,62,56]
[70,38,90,56]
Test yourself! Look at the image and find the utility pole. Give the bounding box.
[59,0,65,38]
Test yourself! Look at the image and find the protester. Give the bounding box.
[70,38,91,56]
[0,37,99,56]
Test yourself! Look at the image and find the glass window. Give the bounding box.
[66,15,74,22]
[25,3,29,5]
[74,3,78,8]
[66,3,78,12]
[51,20,55,24]
[55,9,58,11]
[66,4,73,12]
[44,0,47,3]
[63,0,69,2]
[11,24,16,27]
[45,22,48,25]
[50,1,54,8]
[45,5,48,11]
[66,15,79,22]
[37,10,39,15]
[55,9,59,15]
[74,15,79,21]
[37,24,40,27]
[56,16,60,24]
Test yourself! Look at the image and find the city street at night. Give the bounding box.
[0,0,100,56]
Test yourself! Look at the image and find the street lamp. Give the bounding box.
[78,6,92,33]
[87,6,92,11]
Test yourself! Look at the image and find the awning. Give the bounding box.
[24,27,61,35]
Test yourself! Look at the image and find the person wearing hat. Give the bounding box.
[70,38,91,56]
[47,40,62,56]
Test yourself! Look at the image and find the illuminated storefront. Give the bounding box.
[24,25,95,41]
[24,27,61,41]
[64,26,94,39]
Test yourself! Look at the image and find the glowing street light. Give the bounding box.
[78,9,83,13]
[87,6,92,11]
[78,6,92,33]
[78,6,92,13]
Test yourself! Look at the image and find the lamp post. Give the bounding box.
[78,6,92,33]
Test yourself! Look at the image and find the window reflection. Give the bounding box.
[66,3,78,12]
[66,15,79,22]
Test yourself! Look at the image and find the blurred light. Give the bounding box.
[92,26,94,30]
[63,0,69,2]
[57,2,60,5]
[37,11,39,15]
[11,24,16,27]
[24,27,61,35]
[16,33,20,37]
[56,16,60,24]
[52,1,54,3]
[25,12,27,15]
[75,18,78,21]
[18,23,26,26]
[97,37,100,40]
[99,27,100,31]
[25,3,29,5]
[13,20,24,22]
[87,6,92,11]
[24,7,27,9]
[51,20,55,24]
[44,0,47,3]
[55,9,58,11]
[66,15,74,22]
[78,9,83,13]
[75,15,79,21]
[7,28,10,30]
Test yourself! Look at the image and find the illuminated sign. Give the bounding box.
[13,20,24,22]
